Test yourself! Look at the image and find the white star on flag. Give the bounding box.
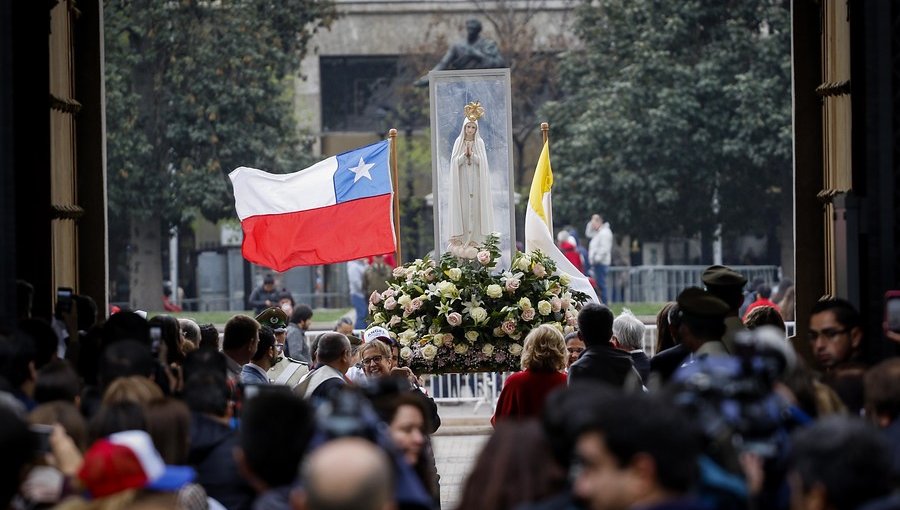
[348,157,375,183]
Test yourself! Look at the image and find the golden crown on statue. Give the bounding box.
[464,101,485,121]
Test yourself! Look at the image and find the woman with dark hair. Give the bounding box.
[34,359,81,405]
[455,420,566,510]
[149,314,185,393]
[491,325,567,426]
[370,383,439,507]
[654,301,678,355]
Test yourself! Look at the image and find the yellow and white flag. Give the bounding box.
[524,141,600,303]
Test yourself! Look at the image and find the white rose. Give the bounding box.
[517,297,532,310]
[397,294,412,307]
[421,344,438,360]
[486,284,503,299]
[482,344,495,356]
[537,300,553,316]
[516,256,531,271]
[446,268,462,281]
[399,329,416,345]
[469,307,488,324]
[373,313,386,324]
[437,281,459,298]
[454,343,469,354]
[493,326,505,337]
[400,346,413,360]
[508,343,523,356]
[465,330,479,343]
[432,335,444,346]
[559,274,571,286]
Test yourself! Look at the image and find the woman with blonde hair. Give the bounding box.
[491,325,567,426]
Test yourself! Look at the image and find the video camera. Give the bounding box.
[667,329,793,460]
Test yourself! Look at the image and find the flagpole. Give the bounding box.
[540,122,553,234]
[388,128,402,265]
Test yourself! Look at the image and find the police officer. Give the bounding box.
[256,307,310,387]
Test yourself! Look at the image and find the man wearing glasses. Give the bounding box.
[241,325,280,385]
[808,298,867,414]
[808,298,865,370]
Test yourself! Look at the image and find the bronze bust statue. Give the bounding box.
[414,19,507,87]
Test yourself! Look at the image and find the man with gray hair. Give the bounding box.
[293,437,395,510]
[292,333,352,401]
[612,308,650,382]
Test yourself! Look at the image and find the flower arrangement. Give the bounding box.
[367,234,590,374]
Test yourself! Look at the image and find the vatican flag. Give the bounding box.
[524,140,600,303]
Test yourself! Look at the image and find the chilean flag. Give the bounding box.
[229,140,396,271]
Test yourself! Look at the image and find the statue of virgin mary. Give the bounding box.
[448,102,494,248]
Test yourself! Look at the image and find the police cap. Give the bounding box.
[676,287,730,318]
[701,265,748,289]
[255,307,288,333]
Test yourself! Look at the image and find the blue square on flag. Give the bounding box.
[333,140,392,203]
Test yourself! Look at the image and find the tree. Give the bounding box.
[546,0,792,265]
[105,0,337,310]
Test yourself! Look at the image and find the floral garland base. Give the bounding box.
[367,234,589,375]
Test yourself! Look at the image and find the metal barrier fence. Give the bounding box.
[605,265,781,303]
[423,372,512,411]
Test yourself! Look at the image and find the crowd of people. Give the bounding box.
[2,262,900,510]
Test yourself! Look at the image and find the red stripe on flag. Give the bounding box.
[240,194,396,270]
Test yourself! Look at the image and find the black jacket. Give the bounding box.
[649,344,690,383]
[188,413,256,510]
[630,350,651,383]
[568,343,639,388]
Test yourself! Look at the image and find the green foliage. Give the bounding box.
[368,234,589,373]
[105,0,337,226]
[546,0,791,250]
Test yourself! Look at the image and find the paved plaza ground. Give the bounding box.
[432,401,494,509]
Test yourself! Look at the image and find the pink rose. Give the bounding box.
[522,308,536,322]
[447,312,463,327]
[505,278,520,292]
[533,263,547,278]
[551,296,562,313]
[382,288,395,298]
[383,297,397,310]
[477,250,492,265]
[442,333,455,347]
[369,291,382,304]
[501,319,517,335]
[411,297,424,310]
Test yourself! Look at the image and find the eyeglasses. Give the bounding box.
[806,328,849,342]
[362,355,385,365]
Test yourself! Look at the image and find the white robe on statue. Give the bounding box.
[448,117,494,246]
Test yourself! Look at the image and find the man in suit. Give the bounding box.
[240,325,277,385]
